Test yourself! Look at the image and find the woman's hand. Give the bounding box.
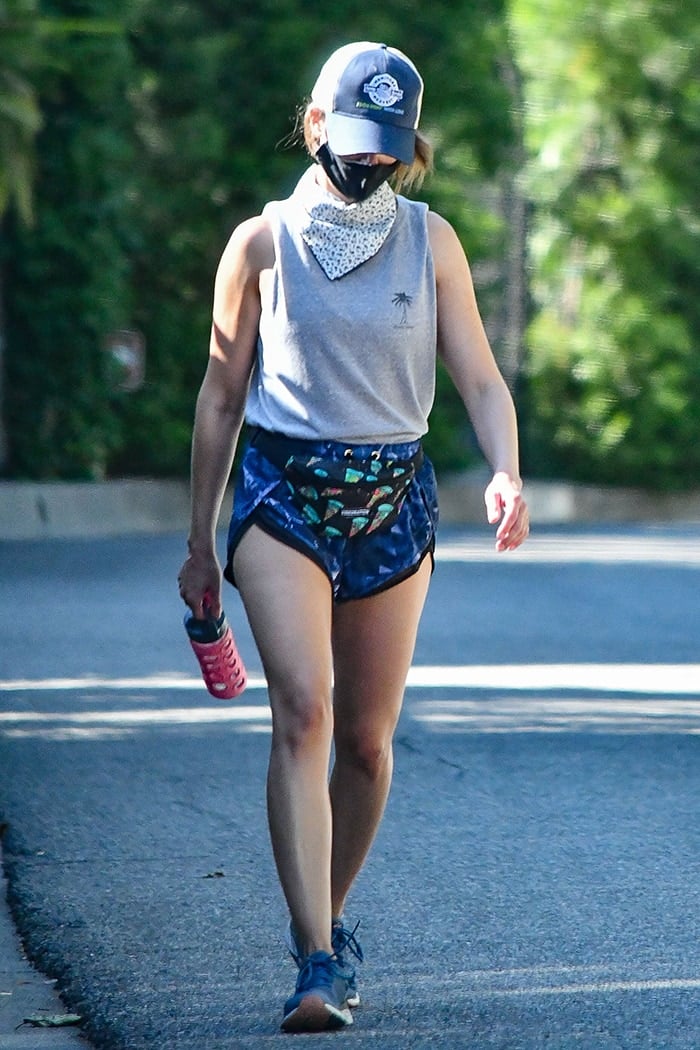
[177,548,223,620]
[484,472,529,552]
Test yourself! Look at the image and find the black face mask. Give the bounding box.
[315,142,399,202]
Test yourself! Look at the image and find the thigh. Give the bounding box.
[233,525,335,701]
[331,554,432,734]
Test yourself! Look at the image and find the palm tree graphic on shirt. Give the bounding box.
[392,291,413,325]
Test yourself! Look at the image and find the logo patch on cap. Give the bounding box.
[363,74,404,109]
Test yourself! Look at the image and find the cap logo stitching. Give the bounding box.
[363,74,404,109]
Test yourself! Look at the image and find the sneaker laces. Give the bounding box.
[295,950,349,994]
[331,919,364,964]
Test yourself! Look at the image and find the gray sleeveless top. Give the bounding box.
[245,168,437,443]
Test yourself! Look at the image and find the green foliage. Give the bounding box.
[0,0,47,223]
[3,0,512,479]
[0,0,122,223]
[4,0,700,488]
[4,0,136,478]
[512,0,700,488]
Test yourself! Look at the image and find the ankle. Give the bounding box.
[290,921,332,960]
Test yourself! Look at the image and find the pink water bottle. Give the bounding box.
[184,605,247,700]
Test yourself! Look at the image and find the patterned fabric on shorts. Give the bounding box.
[224,432,439,602]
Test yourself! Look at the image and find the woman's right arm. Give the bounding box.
[178,216,273,618]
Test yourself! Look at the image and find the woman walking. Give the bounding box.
[178,40,529,1033]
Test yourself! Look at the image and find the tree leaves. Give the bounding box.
[511,0,700,487]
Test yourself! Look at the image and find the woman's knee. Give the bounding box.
[269,679,333,755]
[334,727,393,780]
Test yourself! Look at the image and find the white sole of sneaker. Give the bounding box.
[281,994,353,1033]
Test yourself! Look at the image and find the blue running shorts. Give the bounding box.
[224,431,439,602]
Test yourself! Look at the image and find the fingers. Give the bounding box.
[484,475,529,551]
[178,577,203,618]
[485,487,504,526]
[495,498,529,551]
[178,556,223,619]
[202,588,223,621]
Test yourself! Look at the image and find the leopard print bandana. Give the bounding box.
[296,167,397,281]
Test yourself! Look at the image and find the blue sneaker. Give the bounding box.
[286,918,364,1008]
[281,951,353,1032]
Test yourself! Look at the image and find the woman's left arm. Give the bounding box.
[429,210,529,551]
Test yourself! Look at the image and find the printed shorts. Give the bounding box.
[224,432,439,602]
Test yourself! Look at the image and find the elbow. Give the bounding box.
[195,378,246,432]
[464,374,512,415]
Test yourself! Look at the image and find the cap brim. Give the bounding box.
[325,113,416,165]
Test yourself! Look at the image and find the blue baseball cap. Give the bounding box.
[311,42,424,165]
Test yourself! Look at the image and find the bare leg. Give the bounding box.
[233,525,335,959]
[330,556,432,917]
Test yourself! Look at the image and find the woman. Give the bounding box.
[178,40,529,1034]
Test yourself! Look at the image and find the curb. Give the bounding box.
[1,477,699,541]
[0,480,195,541]
[438,476,700,527]
[0,843,89,1047]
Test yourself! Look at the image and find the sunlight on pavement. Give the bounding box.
[1,664,698,695]
[406,664,700,693]
[410,696,700,734]
[1,664,699,739]
[370,961,700,997]
[436,533,700,565]
[0,674,268,692]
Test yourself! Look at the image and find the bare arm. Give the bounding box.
[178,216,274,616]
[429,210,529,551]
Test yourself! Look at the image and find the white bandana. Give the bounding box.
[295,167,398,281]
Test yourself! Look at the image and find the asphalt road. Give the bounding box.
[1,525,699,1048]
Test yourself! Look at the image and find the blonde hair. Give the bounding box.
[298,103,433,194]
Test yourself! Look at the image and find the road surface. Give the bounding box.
[1,524,699,1047]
